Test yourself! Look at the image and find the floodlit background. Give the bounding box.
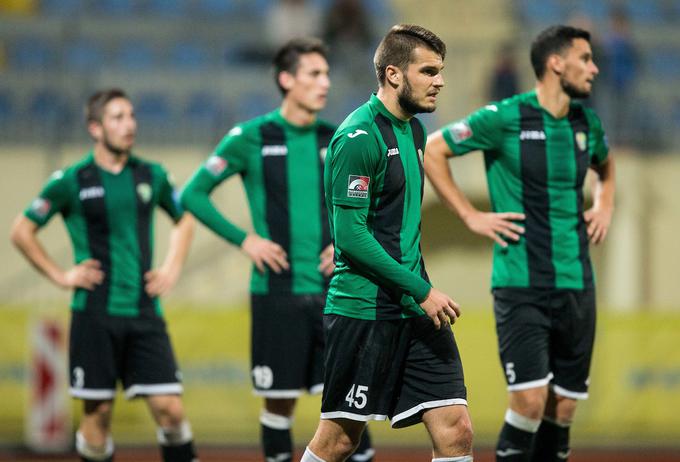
[0,0,679,458]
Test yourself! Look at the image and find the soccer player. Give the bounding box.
[425,25,615,462]
[180,38,373,462]
[300,25,473,462]
[10,89,198,462]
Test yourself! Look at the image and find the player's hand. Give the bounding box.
[584,204,613,245]
[318,244,335,277]
[241,234,289,274]
[463,210,525,247]
[60,259,104,291]
[419,288,461,329]
[144,265,180,297]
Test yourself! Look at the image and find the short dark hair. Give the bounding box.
[85,88,129,123]
[373,24,446,86]
[272,37,328,95]
[530,25,591,79]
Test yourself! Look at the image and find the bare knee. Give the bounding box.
[265,398,296,417]
[509,388,548,420]
[309,419,365,462]
[424,406,474,457]
[147,395,186,428]
[548,393,578,425]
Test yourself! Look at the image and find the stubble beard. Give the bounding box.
[560,76,591,99]
[398,76,436,116]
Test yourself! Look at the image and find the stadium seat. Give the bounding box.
[27,89,69,122]
[185,92,223,121]
[646,48,680,80]
[169,42,212,70]
[516,0,562,25]
[194,0,239,17]
[146,0,187,16]
[624,0,665,24]
[134,92,172,122]
[9,40,55,71]
[40,0,83,16]
[64,40,105,72]
[94,0,136,16]
[116,42,155,70]
[0,90,13,121]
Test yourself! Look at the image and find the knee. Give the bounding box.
[152,397,186,428]
[510,391,547,420]
[448,412,474,454]
[552,395,578,424]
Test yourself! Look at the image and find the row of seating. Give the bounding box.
[517,0,680,25]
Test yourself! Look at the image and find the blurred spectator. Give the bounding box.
[265,0,322,50]
[602,7,638,146]
[487,42,519,101]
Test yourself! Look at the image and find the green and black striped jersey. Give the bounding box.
[24,152,183,317]
[181,109,335,296]
[324,94,431,320]
[442,90,609,290]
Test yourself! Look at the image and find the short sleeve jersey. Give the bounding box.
[324,94,430,320]
[441,90,609,290]
[24,152,183,317]
[184,109,336,295]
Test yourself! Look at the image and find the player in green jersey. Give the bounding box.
[300,25,473,462]
[180,38,373,462]
[425,26,616,462]
[10,89,197,462]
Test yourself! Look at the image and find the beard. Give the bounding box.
[102,133,132,156]
[560,76,591,99]
[397,77,436,116]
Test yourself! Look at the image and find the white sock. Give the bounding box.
[76,431,114,461]
[301,446,327,462]
[505,408,541,433]
[156,420,193,446]
[432,456,473,461]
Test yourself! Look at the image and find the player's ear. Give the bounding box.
[278,71,295,93]
[385,64,402,89]
[87,120,102,141]
[547,53,565,76]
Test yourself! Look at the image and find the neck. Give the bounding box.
[535,79,571,118]
[280,98,317,127]
[376,86,411,121]
[93,144,129,173]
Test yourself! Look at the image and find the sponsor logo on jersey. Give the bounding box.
[347,129,368,138]
[519,130,546,140]
[261,145,288,157]
[448,120,473,143]
[575,131,587,151]
[205,155,227,176]
[136,183,152,204]
[347,175,370,199]
[79,186,105,201]
[387,147,400,157]
[30,197,51,218]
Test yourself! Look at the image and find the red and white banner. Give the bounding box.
[25,317,71,452]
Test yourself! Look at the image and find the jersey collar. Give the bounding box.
[369,93,410,130]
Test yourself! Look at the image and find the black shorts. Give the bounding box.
[250,294,324,397]
[320,314,467,428]
[68,312,182,400]
[493,288,596,399]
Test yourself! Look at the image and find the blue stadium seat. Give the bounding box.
[185,92,223,121]
[194,0,239,17]
[146,0,186,16]
[516,0,563,25]
[64,41,105,72]
[9,40,55,71]
[234,91,274,120]
[116,42,155,70]
[135,92,172,122]
[169,42,211,70]
[0,90,14,121]
[40,0,83,16]
[647,48,680,80]
[94,0,136,16]
[28,89,69,122]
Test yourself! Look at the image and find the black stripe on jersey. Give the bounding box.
[316,124,335,251]
[519,104,555,287]
[131,161,155,313]
[569,106,594,288]
[373,114,406,318]
[77,163,110,314]
[260,122,292,293]
[409,118,430,285]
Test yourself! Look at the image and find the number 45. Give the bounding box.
[345,384,368,409]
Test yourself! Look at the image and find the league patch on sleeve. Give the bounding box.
[347,175,370,199]
[30,197,51,218]
[205,155,228,176]
[448,119,473,144]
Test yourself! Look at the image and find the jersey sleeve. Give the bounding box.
[441,104,504,156]
[586,109,609,165]
[24,170,71,227]
[328,125,381,209]
[179,125,252,246]
[156,166,184,223]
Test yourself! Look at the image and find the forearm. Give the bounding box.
[159,214,195,274]
[10,216,66,287]
[334,206,431,302]
[180,176,247,246]
[592,158,615,210]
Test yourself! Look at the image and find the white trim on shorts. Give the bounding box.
[551,384,589,400]
[391,398,468,427]
[124,383,183,399]
[70,388,116,400]
[320,411,388,422]
[254,383,324,398]
[507,373,553,392]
